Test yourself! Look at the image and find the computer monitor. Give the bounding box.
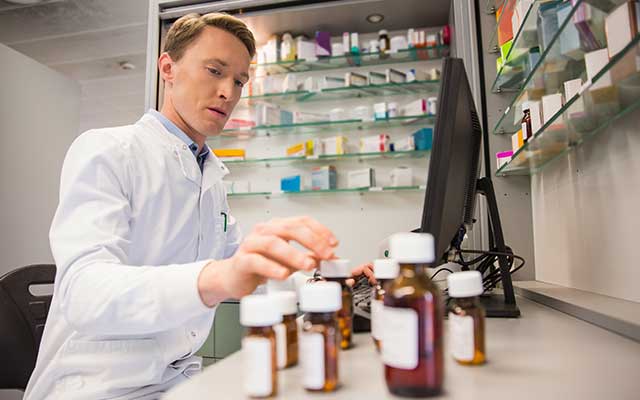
[420,57,481,261]
[419,57,520,317]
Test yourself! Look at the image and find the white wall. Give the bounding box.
[531,106,640,303]
[0,43,80,275]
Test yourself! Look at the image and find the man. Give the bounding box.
[25,13,363,399]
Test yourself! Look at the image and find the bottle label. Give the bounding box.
[300,332,325,389]
[371,299,383,340]
[242,337,272,397]
[274,323,287,369]
[449,313,475,361]
[522,122,529,140]
[381,306,418,369]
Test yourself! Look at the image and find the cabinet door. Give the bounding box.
[213,302,243,358]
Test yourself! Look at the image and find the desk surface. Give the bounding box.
[163,297,640,400]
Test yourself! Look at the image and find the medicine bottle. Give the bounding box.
[371,258,399,351]
[299,282,342,392]
[382,233,444,397]
[447,271,486,365]
[319,259,353,350]
[270,291,299,369]
[379,29,390,54]
[240,295,281,398]
[521,102,532,142]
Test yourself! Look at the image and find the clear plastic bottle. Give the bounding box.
[382,233,444,397]
[447,271,486,365]
[371,258,399,351]
[240,295,281,398]
[319,259,353,349]
[271,291,299,369]
[299,282,342,392]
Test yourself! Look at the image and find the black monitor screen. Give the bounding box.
[420,57,482,262]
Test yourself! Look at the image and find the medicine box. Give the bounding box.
[374,102,388,120]
[322,136,347,155]
[315,31,331,57]
[213,148,246,160]
[557,3,585,60]
[296,36,317,61]
[345,72,368,86]
[360,134,389,153]
[497,1,515,45]
[527,100,543,134]
[413,128,433,151]
[391,136,415,152]
[496,151,513,170]
[605,1,640,81]
[541,93,563,124]
[400,99,427,116]
[369,71,387,85]
[386,68,406,84]
[348,168,376,189]
[286,142,306,157]
[564,78,586,114]
[390,167,413,187]
[585,48,612,89]
[311,166,337,191]
[512,130,524,153]
[281,175,301,192]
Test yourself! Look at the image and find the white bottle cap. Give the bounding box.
[447,271,483,298]
[389,232,435,263]
[299,282,342,313]
[319,259,350,278]
[374,259,399,280]
[270,291,298,316]
[240,295,282,327]
[379,29,388,35]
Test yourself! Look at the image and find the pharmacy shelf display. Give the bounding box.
[215,115,435,140]
[228,185,426,199]
[250,45,448,75]
[487,0,513,56]
[237,80,441,107]
[224,149,430,167]
[496,32,640,176]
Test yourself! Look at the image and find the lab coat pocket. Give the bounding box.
[62,337,164,389]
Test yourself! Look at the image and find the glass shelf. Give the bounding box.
[238,80,440,107]
[216,114,435,140]
[223,150,430,167]
[228,185,426,198]
[250,46,449,75]
[496,33,640,176]
[488,0,513,55]
[492,0,600,135]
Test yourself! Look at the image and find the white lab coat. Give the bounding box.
[24,113,242,399]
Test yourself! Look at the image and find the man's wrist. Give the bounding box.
[197,259,231,308]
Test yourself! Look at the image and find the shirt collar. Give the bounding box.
[148,109,209,159]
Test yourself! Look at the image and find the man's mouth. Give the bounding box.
[207,107,227,117]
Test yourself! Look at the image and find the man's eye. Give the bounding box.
[207,67,221,76]
[235,80,245,88]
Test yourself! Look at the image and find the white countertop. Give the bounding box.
[163,297,640,400]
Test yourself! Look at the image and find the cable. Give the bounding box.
[430,267,454,281]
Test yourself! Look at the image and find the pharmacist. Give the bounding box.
[24,13,359,400]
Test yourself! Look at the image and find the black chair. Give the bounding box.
[0,264,56,391]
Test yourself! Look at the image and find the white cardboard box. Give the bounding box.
[564,78,586,113]
[348,168,375,188]
[528,100,543,134]
[585,48,612,89]
[390,167,413,187]
[542,93,564,124]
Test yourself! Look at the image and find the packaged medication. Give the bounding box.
[387,102,399,118]
[605,1,640,80]
[296,36,317,61]
[342,32,350,55]
[512,130,524,153]
[322,136,347,155]
[427,97,437,115]
[345,71,368,86]
[412,128,433,151]
[383,233,443,397]
[390,167,413,187]
[447,271,486,365]
[319,260,354,349]
[369,71,387,85]
[321,76,346,90]
[541,93,563,124]
[286,142,306,157]
[331,42,344,55]
[347,168,375,188]
[281,175,301,192]
[213,148,245,160]
[350,32,360,54]
[369,39,380,53]
[374,102,388,120]
[391,136,415,152]
[315,31,331,57]
[280,33,296,62]
[360,134,389,153]
[496,151,513,170]
[311,166,337,191]
[241,295,281,398]
[282,74,298,92]
[401,99,427,116]
[386,68,407,83]
[270,292,299,369]
[299,282,342,392]
[390,35,408,53]
[371,259,399,351]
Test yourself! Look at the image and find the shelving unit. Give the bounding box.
[224,149,429,167]
[228,185,426,198]
[487,0,512,54]
[237,80,441,107]
[215,114,435,140]
[249,45,449,75]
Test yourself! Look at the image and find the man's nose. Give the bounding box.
[217,79,233,100]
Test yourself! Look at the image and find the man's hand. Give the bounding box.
[197,216,338,307]
[346,262,375,287]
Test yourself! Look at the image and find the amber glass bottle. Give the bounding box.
[521,101,532,142]
[319,260,353,350]
[371,258,399,351]
[240,295,282,398]
[270,291,299,369]
[382,233,444,397]
[299,282,342,392]
[447,271,486,365]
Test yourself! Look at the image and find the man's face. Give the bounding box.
[163,26,251,137]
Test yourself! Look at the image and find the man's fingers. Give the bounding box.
[237,253,290,280]
[241,234,317,272]
[296,216,339,246]
[255,221,335,260]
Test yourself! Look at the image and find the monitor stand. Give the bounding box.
[475,177,521,318]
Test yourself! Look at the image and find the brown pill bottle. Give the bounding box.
[240,295,281,398]
[271,291,299,369]
[383,233,444,397]
[447,271,486,365]
[319,259,353,350]
[299,281,342,392]
[371,258,399,351]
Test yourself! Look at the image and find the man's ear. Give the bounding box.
[158,52,175,86]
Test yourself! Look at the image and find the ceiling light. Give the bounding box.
[366,13,384,24]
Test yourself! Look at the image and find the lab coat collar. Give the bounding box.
[138,113,229,190]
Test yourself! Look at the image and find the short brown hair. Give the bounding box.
[163,12,256,61]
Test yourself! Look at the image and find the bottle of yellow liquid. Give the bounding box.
[447,271,486,365]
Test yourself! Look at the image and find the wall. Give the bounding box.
[0,43,80,273]
[532,106,640,303]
